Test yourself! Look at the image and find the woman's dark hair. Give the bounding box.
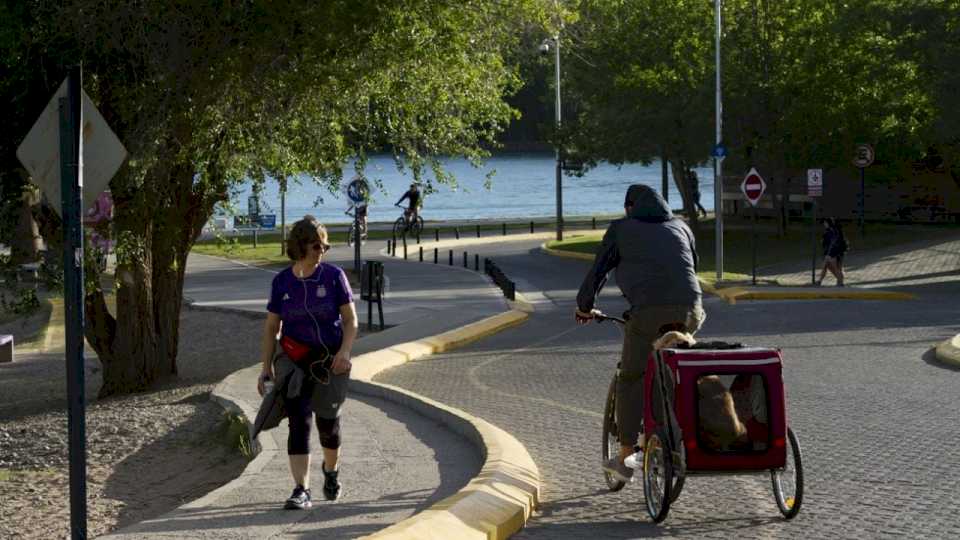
[286,215,329,261]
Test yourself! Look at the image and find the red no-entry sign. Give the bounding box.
[741,168,766,207]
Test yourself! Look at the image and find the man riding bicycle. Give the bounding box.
[395,183,421,223]
[575,184,705,483]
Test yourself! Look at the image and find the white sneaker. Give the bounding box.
[623,450,644,469]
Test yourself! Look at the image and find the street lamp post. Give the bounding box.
[714,0,724,281]
[542,36,564,242]
[554,34,564,242]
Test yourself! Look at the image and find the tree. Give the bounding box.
[560,0,715,231]
[3,0,546,397]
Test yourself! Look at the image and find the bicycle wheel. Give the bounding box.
[393,217,407,238]
[771,427,803,519]
[411,216,424,237]
[602,377,626,492]
[643,428,674,523]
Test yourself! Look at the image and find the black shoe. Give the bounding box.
[284,485,312,509]
[322,462,342,501]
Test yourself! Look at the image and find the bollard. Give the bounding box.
[592,217,596,230]
[474,254,479,271]
[253,228,258,248]
[454,227,460,240]
[403,241,408,260]
[476,224,481,238]
[434,247,438,264]
[387,239,392,255]
[435,229,440,242]
[449,250,453,265]
[502,223,507,236]
[419,246,423,262]
[463,251,468,268]
[530,221,534,234]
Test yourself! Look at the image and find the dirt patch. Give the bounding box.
[0,307,264,539]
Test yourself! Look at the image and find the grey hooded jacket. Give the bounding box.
[251,354,310,440]
[576,185,701,311]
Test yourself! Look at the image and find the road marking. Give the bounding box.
[466,323,602,419]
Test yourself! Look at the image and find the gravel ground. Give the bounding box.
[0,306,265,539]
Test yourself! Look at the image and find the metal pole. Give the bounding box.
[353,212,361,275]
[280,178,286,256]
[554,34,564,242]
[61,66,87,540]
[752,206,758,285]
[859,167,865,238]
[714,0,725,281]
[811,199,818,285]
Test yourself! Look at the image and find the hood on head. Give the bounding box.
[624,184,673,222]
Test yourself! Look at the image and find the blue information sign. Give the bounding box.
[712,143,727,159]
[259,214,276,229]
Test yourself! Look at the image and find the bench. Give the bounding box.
[0,334,12,363]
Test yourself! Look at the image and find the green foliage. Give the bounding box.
[559,0,954,186]
[219,411,254,459]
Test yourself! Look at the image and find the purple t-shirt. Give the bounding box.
[267,263,354,354]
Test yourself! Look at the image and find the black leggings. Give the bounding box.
[286,391,342,455]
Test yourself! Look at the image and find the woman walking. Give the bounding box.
[817,217,848,286]
[257,216,358,509]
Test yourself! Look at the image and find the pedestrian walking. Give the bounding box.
[817,217,848,286]
[252,215,358,509]
[687,170,707,218]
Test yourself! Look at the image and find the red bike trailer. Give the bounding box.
[640,345,804,522]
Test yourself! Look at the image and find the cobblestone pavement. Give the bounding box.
[376,240,960,539]
[761,235,960,289]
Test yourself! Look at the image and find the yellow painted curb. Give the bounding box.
[935,335,960,368]
[714,286,915,305]
[539,243,594,262]
[351,307,539,540]
[42,297,65,353]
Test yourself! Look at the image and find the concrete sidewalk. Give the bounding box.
[107,242,510,539]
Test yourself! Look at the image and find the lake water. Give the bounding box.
[229,154,715,225]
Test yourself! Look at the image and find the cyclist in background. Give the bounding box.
[575,184,705,483]
[395,183,421,223]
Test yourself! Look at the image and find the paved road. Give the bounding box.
[376,237,960,538]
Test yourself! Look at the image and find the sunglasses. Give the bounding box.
[312,241,330,253]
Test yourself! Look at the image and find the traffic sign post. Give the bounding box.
[853,144,874,237]
[17,68,127,540]
[347,177,369,275]
[807,169,823,285]
[741,168,766,285]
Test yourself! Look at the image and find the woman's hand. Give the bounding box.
[331,350,352,375]
[257,365,274,396]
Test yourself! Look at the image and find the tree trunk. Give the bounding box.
[669,159,700,236]
[11,185,42,264]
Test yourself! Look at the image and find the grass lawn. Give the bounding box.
[548,217,960,284]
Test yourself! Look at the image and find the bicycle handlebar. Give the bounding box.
[593,311,626,325]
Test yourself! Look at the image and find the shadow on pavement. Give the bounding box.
[922,347,960,372]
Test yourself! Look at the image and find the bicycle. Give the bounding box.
[344,207,368,247]
[594,312,685,501]
[393,204,424,238]
[592,311,804,523]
